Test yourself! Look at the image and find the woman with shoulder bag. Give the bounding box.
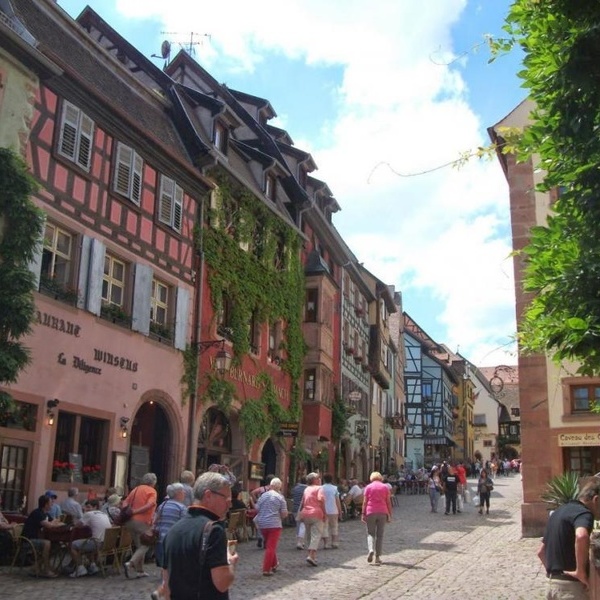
[428,465,443,513]
[122,472,158,579]
[477,469,494,515]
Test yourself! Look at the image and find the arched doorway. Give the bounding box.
[260,438,277,484]
[197,407,232,472]
[129,401,171,493]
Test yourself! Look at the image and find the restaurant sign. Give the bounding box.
[558,432,600,447]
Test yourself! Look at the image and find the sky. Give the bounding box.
[58,0,525,368]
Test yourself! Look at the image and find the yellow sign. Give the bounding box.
[558,432,600,447]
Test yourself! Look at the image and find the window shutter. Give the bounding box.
[114,142,132,197]
[86,238,105,315]
[173,184,183,232]
[59,103,79,161]
[132,152,143,205]
[174,286,190,350]
[132,263,152,335]
[77,112,94,171]
[77,234,92,309]
[159,177,174,225]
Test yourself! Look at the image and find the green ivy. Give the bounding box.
[180,343,199,405]
[331,389,349,443]
[0,148,44,387]
[201,373,238,414]
[199,168,306,443]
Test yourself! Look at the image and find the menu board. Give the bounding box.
[69,452,83,483]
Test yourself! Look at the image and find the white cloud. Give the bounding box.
[113,0,516,366]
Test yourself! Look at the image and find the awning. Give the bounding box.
[424,437,456,447]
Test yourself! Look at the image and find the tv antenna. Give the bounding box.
[160,31,211,58]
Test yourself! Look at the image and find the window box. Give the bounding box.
[39,275,79,306]
[149,321,174,344]
[100,304,132,327]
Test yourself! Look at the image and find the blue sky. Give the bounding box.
[57,0,525,367]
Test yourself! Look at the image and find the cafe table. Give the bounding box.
[43,524,92,572]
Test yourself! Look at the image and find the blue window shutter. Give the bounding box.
[77,234,92,309]
[174,286,190,351]
[28,213,46,289]
[132,263,152,335]
[86,238,105,315]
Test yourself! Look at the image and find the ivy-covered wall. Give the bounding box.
[197,169,306,447]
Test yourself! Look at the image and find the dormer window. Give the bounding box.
[214,121,228,154]
[265,174,276,201]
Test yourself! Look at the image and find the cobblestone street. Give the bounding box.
[0,475,547,599]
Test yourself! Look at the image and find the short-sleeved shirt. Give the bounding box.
[443,474,458,493]
[155,499,187,541]
[300,485,324,520]
[291,483,307,513]
[321,483,340,515]
[543,500,594,573]
[61,497,83,521]
[255,489,287,529]
[363,481,389,516]
[23,508,50,540]
[81,510,112,542]
[165,506,229,600]
[124,484,157,525]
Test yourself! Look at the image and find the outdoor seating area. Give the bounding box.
[8,524,132,578]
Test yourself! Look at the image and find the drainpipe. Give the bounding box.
[186,197,206,472]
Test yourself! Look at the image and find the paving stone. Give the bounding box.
[0,475,546,599]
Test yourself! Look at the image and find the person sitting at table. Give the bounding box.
[22,494,65,577]
[101,494,121,524]
[61,487,83,523]
[69,498,111,578]
[230,488,248,512]
[45,490,62,520]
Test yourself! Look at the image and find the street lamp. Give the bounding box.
[197,339,232,375]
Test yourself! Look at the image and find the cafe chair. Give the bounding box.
[97,526,121,577]
[116,526,132,569]
[10,526,41,577]
[226,510,248,542]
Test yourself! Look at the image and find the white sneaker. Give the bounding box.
[87,563,99,575]
[69,564,88,578]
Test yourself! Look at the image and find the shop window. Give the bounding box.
[52,412,108,485]
[0,443,28,511]
[57,100,93,171]
[305,288,318,322]
[304,369,316,401]
[113,142,143,204]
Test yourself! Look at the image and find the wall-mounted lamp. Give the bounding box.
[119,416,130,439]
[197,339,232,375]
[46,399,59,426]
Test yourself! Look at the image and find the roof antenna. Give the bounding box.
[159,31,211,58]
[151,39,172,67]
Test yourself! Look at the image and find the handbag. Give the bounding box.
[114,504,133,526]
[140,526,159,546]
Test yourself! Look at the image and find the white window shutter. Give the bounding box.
[132,152,143,205]
[86,238,105,315]
[78,112,94,171]
[174,286,190,350]
[59,102,79,161]
[173,184,183,232]
[77,234,92,309]
[159,176,174,225]
[132,263,153,335]
[114,142,132,197]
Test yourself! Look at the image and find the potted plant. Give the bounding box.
[52,460,75,483]
[540,471,580,510]
[83,464,103,485]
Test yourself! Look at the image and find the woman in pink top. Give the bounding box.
[298,472,325,567]
[361,471,392,566]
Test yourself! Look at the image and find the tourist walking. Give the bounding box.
[254,477,288,576]
[321,473,342,549]
[290,477,307,549]
[151,483,187,600]
[477,469,494,515]
[164,471,238,599]
[122,472,157,579]
[538,476,600,599]
[428,465,442,513]
[442,464,459,515]
[298,472,325,567]
[362,471,393,566]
